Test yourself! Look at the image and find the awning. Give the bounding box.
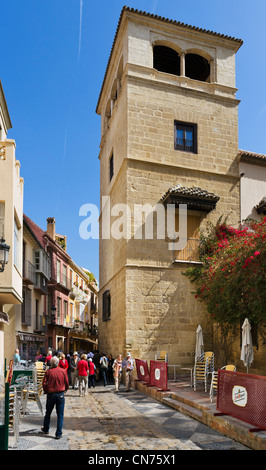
[0,311,9,325]
[18,332,45,342]
[70,336,98,345]
[161,185,220,212]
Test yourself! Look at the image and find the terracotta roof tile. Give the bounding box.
[161,184,220,202]
[238,150,266,167]
[23,214,46,248]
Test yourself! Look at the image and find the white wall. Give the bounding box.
[240,162,266,221]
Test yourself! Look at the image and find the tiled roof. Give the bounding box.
[96,6,243,113]
[238,150,266,167]
[161,184,220,212]
[23,214,46,248]
[161,184,220,202]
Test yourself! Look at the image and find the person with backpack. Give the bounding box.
[100,353,108,386]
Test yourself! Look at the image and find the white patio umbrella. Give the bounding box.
[240,318,254,373]
[195,325,204,359]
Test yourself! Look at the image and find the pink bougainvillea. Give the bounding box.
[184,217,266,328]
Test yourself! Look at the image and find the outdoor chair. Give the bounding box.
[35,361,46,384]
[21,366,43,416]
[209,365,236,403]
[8,385,20,448]
[193,351,215,392]
[155,351,168,363]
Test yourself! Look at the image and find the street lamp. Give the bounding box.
[0,238,10,272]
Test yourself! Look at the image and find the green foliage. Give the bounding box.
[184,216,266,330]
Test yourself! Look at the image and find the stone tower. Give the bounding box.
[96,7,242,364]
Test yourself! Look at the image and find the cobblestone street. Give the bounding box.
[9,384,250,451]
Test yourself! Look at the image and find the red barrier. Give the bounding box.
[217,370,266,431]
[149,360,170,391]
[135,359,150,384]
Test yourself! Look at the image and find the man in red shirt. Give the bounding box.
[45,350,52,367]
[77,354,88,396]
[41,356,69,439]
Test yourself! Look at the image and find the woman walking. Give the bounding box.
[88,358,96,389]
[113,354,122,393]
[77,354,89,396]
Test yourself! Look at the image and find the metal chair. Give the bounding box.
[193,351,215,392]
[209,365,236,403]
[8,385,20,448]
[21,367,43,416]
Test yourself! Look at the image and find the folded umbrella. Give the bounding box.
[240,318,254,373]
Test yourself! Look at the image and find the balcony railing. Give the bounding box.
[71,284,89,302]
[50,268,72,291]
[34,273,47,294]
[174,238,201,263]
[34,314,47,333]
[23,260,36,285]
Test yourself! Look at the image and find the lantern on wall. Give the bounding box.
[0,238,10,272]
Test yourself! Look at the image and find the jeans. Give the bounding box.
[101,368,107,386]
[88,374,95,388]
[43,392,65,438]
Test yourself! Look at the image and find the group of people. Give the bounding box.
[68,351,134,396]
[38,348,135,396]
[39,349,135,439]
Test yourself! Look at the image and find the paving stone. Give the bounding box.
[9,384,251,451]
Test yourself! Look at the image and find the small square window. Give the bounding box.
[174,121,197,154]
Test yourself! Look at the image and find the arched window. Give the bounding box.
[185,54,210,82]
[153,45,180,76]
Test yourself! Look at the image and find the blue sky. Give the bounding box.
[1,0,266,281]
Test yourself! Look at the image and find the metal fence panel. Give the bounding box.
[149,360,169,391]
[135,359,150,384]
[217,370,266,430]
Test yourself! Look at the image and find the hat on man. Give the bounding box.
[127,352,131,357]
[74,351,78,356]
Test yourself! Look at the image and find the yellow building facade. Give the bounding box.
[0,80,24,378]
[68,259,98,354]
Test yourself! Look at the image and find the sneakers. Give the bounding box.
[40,427,49,435]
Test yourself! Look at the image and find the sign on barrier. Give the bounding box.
[149,360,170,391]
[135,359,150,384]
[217,370,266,431]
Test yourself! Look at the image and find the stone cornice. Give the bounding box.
[0,80,12,131]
